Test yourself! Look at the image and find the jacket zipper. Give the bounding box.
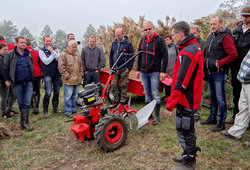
[145,43,148,73]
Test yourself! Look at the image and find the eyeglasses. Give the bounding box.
[171,31,179,37]
[144,28,152,32]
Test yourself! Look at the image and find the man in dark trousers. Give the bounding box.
[110,28,134,105]
[26,39,42,115]
[39,36,61,118]
[189,24,207,121]
[227,5,250,124]
[165,21,204,170]
[136,21,168,125]
[4,36,34,130]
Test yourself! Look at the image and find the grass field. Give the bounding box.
[0,89,249,170]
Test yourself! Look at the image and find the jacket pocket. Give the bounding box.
[207,58,217,68]
[182,116,191,130]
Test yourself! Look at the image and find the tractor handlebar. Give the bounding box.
[65,118,76,122]
[110,50,154,73]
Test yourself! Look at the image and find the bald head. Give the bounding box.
[143,21,154,39]
[115,28,124,42]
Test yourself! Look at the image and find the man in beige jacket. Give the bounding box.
[58,40,83,117]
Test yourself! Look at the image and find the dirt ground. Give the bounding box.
[0,122,23,140]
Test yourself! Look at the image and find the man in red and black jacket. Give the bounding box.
[165,21,204,169]
[136,21,168,125]
[26,39,43,114]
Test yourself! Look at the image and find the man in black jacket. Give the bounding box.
[4,36,34,130]
[136,21,168,125]
[227,5,250,124]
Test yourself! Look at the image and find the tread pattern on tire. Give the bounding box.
[94,113,128,152]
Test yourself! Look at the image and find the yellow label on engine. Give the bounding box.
[88,97,95,102]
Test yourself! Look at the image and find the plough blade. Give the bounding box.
[136,100,156,130]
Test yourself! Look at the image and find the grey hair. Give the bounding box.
[190,24,201,32]
[212,16,223,23]
[172,21,190,36]
[68,40,77,46]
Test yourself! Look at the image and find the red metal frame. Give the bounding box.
[99,69,167,96]
[70,69,138,143]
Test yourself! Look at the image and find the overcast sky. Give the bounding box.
[1,0,224,40]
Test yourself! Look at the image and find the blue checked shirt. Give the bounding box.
[237,50,250,84]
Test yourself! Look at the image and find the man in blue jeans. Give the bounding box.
[58,40,83,117]
[136,21,168,125]
[201,16,238,132]
[4,36,34,130]
[39,36,61,118]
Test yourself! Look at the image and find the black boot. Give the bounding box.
[171,157,196,170]
[173,157,183,163]
[52,101,61,113]
[153,104,161,125]
[33,95,39,114]
[43,103,49,118]
[21,110,34,131]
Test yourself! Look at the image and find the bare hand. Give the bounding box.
[160,72,166,81]
[47,46,53,52]
[5,81,10,88]
[54,49,59,53]
[165,108,172,116]
[136,72,141,79]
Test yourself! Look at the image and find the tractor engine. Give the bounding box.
[78,83,103,106]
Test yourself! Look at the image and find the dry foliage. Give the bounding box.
[96,16,176,68]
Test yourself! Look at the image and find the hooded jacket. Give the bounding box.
[166,35,204,111]
[109,36,134,72]
[58,48,83,85]
[137,32,168,73]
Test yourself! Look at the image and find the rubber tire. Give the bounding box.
[94,114,128,152]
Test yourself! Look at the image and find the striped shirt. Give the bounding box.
[237,50,250,84]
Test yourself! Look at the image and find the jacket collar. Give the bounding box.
[15,46,29,56]
[145,32,159,43]
[178,34,197,50]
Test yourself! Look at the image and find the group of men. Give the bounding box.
[0,4,249,170]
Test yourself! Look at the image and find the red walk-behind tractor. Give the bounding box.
[65,50,156,152]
